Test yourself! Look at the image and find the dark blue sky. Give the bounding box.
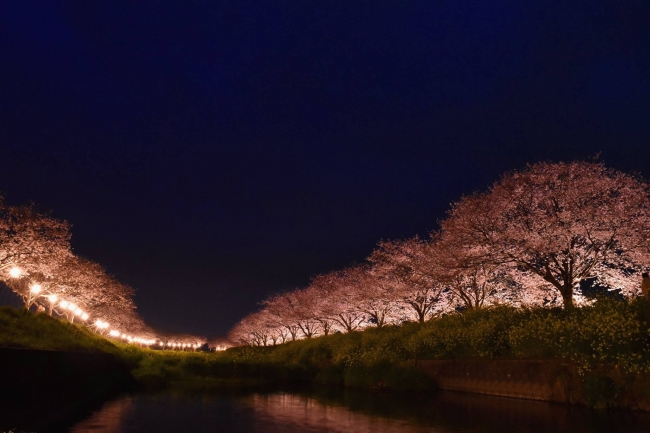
[1,1,648,337]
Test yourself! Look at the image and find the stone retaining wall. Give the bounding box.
[415,359,650,410]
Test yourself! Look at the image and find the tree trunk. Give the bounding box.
[561,285,574,309]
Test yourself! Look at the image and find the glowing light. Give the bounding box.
[109,330,120,337]
[68,303,77,311]
[95,320,110,329]
[59,300,69,309]
[9,267,22,278]
[30,284,42,294]
[47,294,58,303]
[81,313,89,321]
[74,308,82,316]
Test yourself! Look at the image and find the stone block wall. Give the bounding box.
[416,359,650,410]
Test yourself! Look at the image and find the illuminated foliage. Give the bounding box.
[230,161,650,346]
[441,161,650,308]
[0,195,203,349]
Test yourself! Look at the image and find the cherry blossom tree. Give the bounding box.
[310,271,366,332]
[347,265,403,327]
[369,238,450,322]
[0,197,189,346]
[0,201,72,308]
[441,161,650,308]
[5,275,44,309]
[300,285,337,336]
[0,201,71,276]
[290,289,322,338]
[228,311,277,346]
[262,292,317,340]
[429,232,521,310]
[441,261,520,310]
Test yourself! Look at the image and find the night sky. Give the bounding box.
[1,2,649,338]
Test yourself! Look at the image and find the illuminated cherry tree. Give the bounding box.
[0,202,72,308]
[0,202,71,275]
[310,270,366,332]
[261,291,316,341]
[347,265,404,327]
[369,238,450,322]
[441,161,650,308]
[228,310,278,346]
[427,232,520,310]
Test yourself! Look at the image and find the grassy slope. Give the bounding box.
[0,306,121,353]
[4,297,650,392]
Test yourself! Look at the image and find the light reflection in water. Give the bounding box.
[69,390,650,433]
[241,393,435,433]
[72,397,135,433]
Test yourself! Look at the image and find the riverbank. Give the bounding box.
[126,296,650,409]
[3,298,650,410]
[0,347,133,431]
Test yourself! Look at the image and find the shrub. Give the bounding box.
[509,298,650,372]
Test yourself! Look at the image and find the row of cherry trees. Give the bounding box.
[229,161,650,346]
[0,197,203,348]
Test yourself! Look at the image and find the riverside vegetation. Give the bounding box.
[4,297,650,408]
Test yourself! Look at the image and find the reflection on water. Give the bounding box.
[71,389,650,433]
[241,393,426,433]
[71,397,135,433]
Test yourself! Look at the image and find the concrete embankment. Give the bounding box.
[416,359,650,410]
[0,347,133,431]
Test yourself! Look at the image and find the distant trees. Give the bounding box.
[0,194,200,347]
[229,161,650,346]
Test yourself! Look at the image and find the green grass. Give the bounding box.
[219,297,650,374]
[0,306,121,353]
[4,297,650,394]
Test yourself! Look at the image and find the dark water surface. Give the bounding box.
[67,389,650,433]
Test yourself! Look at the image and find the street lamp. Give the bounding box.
[9,267,22,278]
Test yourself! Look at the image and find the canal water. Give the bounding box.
[68,388,650,433]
